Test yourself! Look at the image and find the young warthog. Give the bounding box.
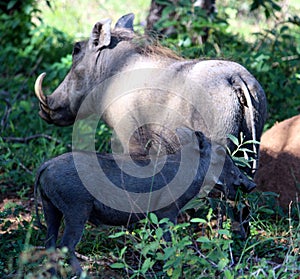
[34,129,255,275]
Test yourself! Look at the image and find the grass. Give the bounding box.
[2,193,299,278]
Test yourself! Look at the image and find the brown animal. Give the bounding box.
[255,115,300,207]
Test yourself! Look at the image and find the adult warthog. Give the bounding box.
[34,13,267,175]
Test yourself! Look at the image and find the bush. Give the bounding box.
[108,201,300,278]
[153,0,300,125]
[0,0,74,194]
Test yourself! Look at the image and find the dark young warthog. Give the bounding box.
[34,129,255,275]
[34,13,267,176]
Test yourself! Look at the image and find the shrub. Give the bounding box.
[153,0,300,124]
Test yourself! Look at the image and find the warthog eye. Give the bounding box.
[73,42,81,56]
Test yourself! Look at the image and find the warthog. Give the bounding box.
[35,129,256,275]
[34,13,267,176]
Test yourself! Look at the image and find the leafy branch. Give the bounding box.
[227,133,260,169]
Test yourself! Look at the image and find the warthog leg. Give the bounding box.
[42,198,63,275]
[59,208,92,275]
[42,198,63,249]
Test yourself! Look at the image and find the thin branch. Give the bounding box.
[34,247,113,266]
[0,91,12,132]
[19,162,33,175]
[2,134,71,149]
[1,55,44,133]
[74,251,113,266]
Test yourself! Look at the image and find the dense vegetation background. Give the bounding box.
[0,0,299,278]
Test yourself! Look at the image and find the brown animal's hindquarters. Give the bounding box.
[255,115,300,207]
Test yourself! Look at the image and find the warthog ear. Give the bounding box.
[114,13,135,31]
[90,18,112,50]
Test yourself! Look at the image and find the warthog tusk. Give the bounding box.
[40,102,50,114]
[34,73,48,107]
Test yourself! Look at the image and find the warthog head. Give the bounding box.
[35,14,136,126]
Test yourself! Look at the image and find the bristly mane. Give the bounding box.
[113,29,183,60]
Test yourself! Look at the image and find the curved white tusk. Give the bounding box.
[34,73,48,107]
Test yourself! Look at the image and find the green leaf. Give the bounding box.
[243,139,260,145]
[110,262,125,269]
[163,247,176,260]
[261,191,280,197]
[218,257,229,270]
[149,213,158,225]
[190,218,207,224]
[167,268,173,277]
[227,134,239,146]
[183,37,191,47]
[108,231,126,238]
[172,267,182,279]
[156,252,164,261]
[142,241,159,256]
[238,147,256,154]
[196,236,210,243]
[159,217,171,225]
[141,258,154,274]
[272,2,282,11]
[120,246,127,257]
[174,222,190,230]
[7,0,17,10]
[232,156,252,168]
[155,227,164,239]
[259,208,275,214]
[19,100,31,113]
[218,229,231,236]
[156,0,172,6]
[224,269,234,279]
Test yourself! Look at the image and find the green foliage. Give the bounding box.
[154,0,300,124]
[1,0,300,278]
[249,19,300,122]
[250,0,282,18]
[0,0,74,190]
[0,0,72,80]
[0,0,39,46]
[153,0,229,57]
[0,2,75,273]
[227,133,260,169]
[107,203,300,278]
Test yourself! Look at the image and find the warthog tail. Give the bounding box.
[34,162,50,230]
